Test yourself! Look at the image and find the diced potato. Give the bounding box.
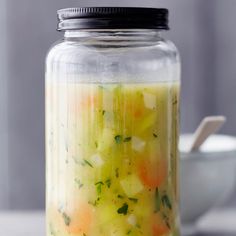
[127,214,137,226]
[91,154,104,167]
[143,92,157,109]
[132,136,146,152]
[120,174,144,197]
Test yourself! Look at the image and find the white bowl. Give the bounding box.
[179,134,236,224]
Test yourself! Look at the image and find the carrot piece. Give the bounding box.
[151,213,170,236]
[138,159,167,189]
[124,101,144,119]
[48,203,93,235]
[80,95,98,108]
[65,203,93,234]
[68,88,99,115]
[134,108,144,118]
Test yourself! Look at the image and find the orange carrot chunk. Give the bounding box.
[152,213,170,236]
[65,203,93,234]
[138,159,167,189]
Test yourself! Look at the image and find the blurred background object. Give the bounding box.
[180,134,236,226]
[0,0,236,221]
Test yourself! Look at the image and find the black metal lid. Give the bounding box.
[57,7,169,31]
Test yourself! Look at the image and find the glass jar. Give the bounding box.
[46,7,181,236]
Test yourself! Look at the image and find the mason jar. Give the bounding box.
[46,7,181,236]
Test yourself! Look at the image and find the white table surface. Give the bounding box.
[1,209,236,236]
[0,211,45,236]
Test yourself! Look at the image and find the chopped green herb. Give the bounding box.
[58,205,63,213]
[49,223,56,236]
[117,194,124,199]
[136,223,141,229]
[172,100,177,105]
[72,156,80,165]
[95,141,98,148]
[97,185,102,194]
[153,133,158,138]
[95,197,100,206]
[95,181,104,194]
[65,139,68,152]
[166,220,171,229]
[75,178,84,189]
[123,137,132,142]
[115,135,123,144]
[102,110,106,116]
[162,194,172,210]
[117,203,128,215]
[88,197,100,207]
[105,179,111,188]
[128,198,138,203]
[162,213,171,229]
[115,168,119,178]
[62,212,71,226]
[83,159,93,168]
[88,201,95,206]
[126,230,132,235]
[154,188,161,212]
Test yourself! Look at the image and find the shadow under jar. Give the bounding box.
[45,7,181,236]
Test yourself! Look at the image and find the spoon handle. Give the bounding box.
[189,116,226,152]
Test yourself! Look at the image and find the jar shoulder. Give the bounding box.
[46,38,180,64]
[46,37,180,83]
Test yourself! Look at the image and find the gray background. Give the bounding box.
[0,0,236,210]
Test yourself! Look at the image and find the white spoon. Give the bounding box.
[189,116,226,152]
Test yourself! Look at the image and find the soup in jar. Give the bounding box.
[46,81,180,236]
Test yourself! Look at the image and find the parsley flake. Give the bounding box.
[49,223,56,236]
[123,137,132,142]
[155,188,161,212]
[95,181,104,194]
[75,178,84,189]
[62,212,71,226]
[115,168,119,178]
[117,203,128,215]
[105,179,111,188]
[153,133,158,138]
[162,194,172,210]
[115,135,123,144]
[83,159,93,168]
[128,198,138,203]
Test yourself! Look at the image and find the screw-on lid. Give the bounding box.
[57,7,169,31]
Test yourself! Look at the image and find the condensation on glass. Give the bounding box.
[46,7,181,236]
